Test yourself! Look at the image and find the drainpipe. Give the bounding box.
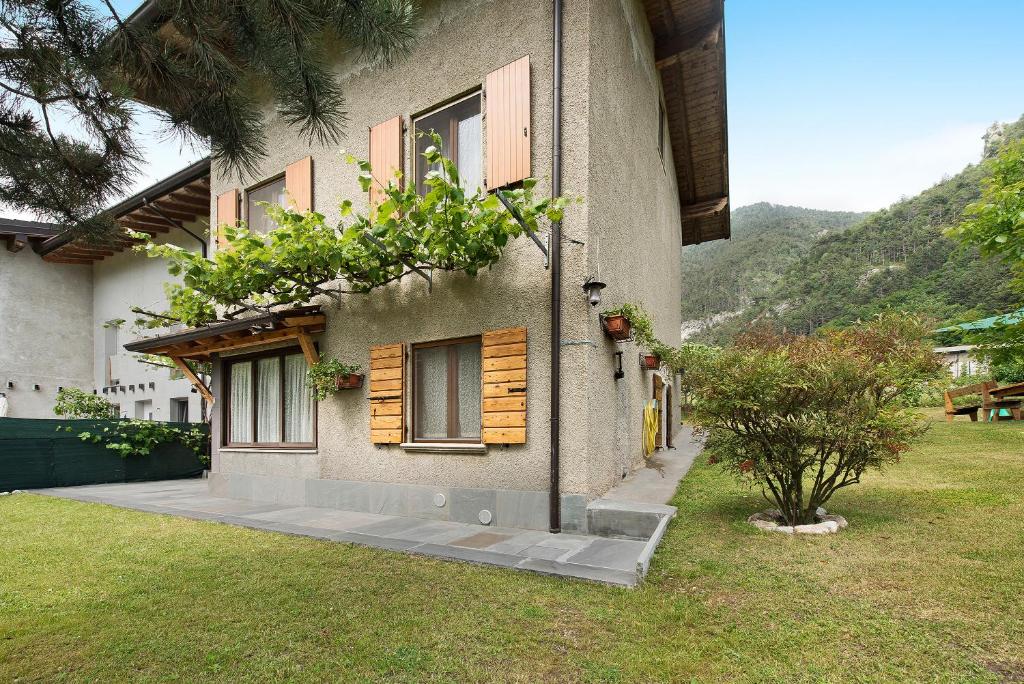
[142,197,208,259]
[549,0,563,534]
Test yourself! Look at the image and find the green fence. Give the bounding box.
[0,418,208,491]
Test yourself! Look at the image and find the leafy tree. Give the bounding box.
[680,314,943,526]
[0,0,417,241]
[137,138,568,326]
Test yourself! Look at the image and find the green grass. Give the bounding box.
[2,416,1022,682]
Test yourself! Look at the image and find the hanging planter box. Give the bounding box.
[639,353,660,370]
[335,373,365,390]
[601,314,632,341]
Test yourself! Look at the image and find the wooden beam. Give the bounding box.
[118,220,170,234]
[5,234,26,252]
[679,196,728,220]
[296,331,319,367]
[42,255,93,264]
[654,9,723,69]
[136,205,199,222]
[170,356,214,405]
[159,195,209,213]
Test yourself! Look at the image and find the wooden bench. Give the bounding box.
[943,381,995,422]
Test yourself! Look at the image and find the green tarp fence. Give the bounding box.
[0,418,208,491]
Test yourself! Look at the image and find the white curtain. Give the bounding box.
[257,357,281,442]
[246,179,287,234]
[230,361,253,443]
[458,113,483,193]
[284,354,313,443]
[415,346,448,440]
[456,342,481,439]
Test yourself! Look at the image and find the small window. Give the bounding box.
[246,176,287,234]
[413,337,482,442]
[414,94,483,195]
[225,349,315,447]
[170,398,189,423]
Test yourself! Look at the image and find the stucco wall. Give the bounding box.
[91,223,205,422]
[0,248,93,418]
[207,0,684,500]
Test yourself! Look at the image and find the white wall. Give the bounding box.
[0,248,94,418]
[91,221,206,423]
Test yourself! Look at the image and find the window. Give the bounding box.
[170,398,189,423]
[412,337,481,442]
[246,176,287,234]
[134,399,153,421]
[103,324,119,385]
[414,94,483,195]
[225,349,314,447]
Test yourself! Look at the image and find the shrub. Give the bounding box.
[53,387,116,419]
[680,313,944,526]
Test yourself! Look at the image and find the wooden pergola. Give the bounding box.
[123,306,326,404]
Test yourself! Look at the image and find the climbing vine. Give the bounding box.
[136,135,570,328]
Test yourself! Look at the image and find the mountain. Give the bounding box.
[680,204,868,339]
[684,116,1024,345]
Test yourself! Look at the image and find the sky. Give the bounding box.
[7,0,1024,220]
[726,0,1024,211]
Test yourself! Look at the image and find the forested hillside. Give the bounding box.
[684,116,1024,344]
[680,204,867,333]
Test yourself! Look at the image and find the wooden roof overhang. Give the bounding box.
[0,218,62,254]
[37,157,212,264]
[643,0,730,245]
[124,306,326,404]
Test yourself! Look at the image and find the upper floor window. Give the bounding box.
[246,176,286,234]
[414,93,483,195]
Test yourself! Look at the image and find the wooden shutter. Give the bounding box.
[370,343,404,444]
[215,189,239,248]
[285,156,313,213]
[369,116,403,207]
[485,56,531,189]
[481,327,527,444]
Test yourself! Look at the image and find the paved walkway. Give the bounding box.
[33,479,650,586]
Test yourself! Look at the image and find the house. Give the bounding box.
[124,0,730,533]
[933,307,1024,378]
[0,161,211,422]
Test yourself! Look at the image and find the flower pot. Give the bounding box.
[640,353,660,370]
[335,373,364,390]
[601,314,632,341]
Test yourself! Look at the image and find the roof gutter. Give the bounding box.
[549,0,563,534]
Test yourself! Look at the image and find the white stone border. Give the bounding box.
[748,508,848,535]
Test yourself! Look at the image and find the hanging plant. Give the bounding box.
[601,303,655,344]
[307,358,363,400]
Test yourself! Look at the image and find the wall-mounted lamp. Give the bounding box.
[613,351,624,380]
[32,384,41,391]
[6,381,13,389]
[148,382,155,390]
[583,276,606,307]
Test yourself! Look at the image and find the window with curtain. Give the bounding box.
[413,337,481,442]
[414,94,483,195]
[246,176,287,234]
[226,350,314,446]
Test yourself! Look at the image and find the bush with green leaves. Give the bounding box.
[72,421,209,463]
[138,135,568,328]
[680,313,944,526]
[53,387,116,419]
[307,358,362,400]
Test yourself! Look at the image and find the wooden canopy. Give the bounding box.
[643,0,730,245]
[0,218,62,254]
[37,158,211,264]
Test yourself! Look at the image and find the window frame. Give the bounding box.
[222,346,317,449]
[412,90,483,195]
[244,173,287,234]
[410,335,483,444]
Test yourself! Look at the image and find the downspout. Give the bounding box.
[142,197,208,259]
[549,0,563,533]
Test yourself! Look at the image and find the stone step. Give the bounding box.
[586,498,677,541]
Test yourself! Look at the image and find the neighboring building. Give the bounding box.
[934,307,1024,378]
[0,162,210,422]
[126,0,731,533]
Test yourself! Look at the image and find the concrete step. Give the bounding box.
[586,498,677,541]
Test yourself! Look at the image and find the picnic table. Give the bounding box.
[944,380,1023,422]
[985,381,1024,421]
[987,381,1024,399]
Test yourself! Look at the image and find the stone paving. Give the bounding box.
[32,479,650,586]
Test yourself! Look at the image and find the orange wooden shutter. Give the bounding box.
[369,116,403,207]
[285,156,313,212]
[215,189,239,248]
[481,327,527,444]
[485,56,531,189]
[369,343,405,444]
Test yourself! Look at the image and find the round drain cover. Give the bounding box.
[433,493,446,507]
[478,509,493,525]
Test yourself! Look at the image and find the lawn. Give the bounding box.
[1,416,1022,683]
